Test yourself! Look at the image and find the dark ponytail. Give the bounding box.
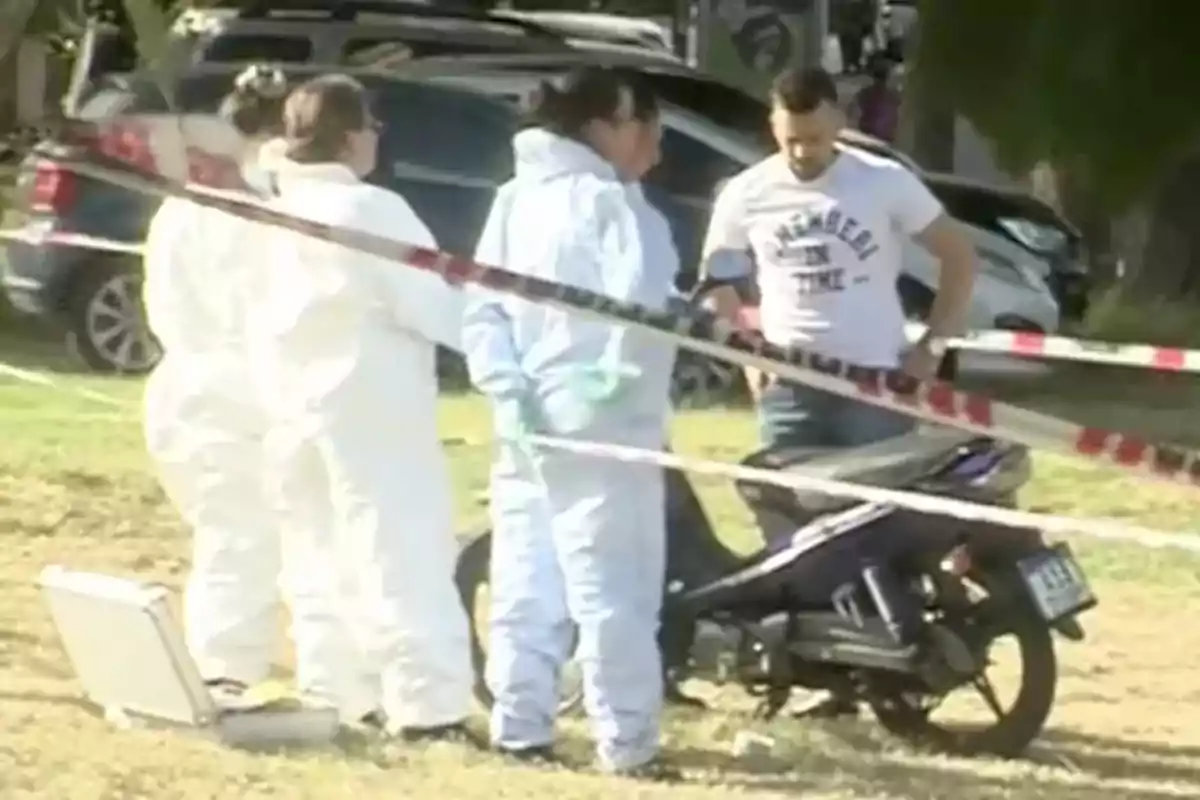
[526,66,659,140]
[219,64,289,138]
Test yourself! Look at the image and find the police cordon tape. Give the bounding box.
[525,434,1200,553]
[11,220,1197,376]
[1,349,1197,553]
[911,323,1200,374]
[732,307,1200,374]
[0,227,144,256]
[30,138,1200,489]
[0,361,133,409]
[0,362,491,445]
[13,225,1199,376]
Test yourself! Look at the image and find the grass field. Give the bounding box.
[2,340,1200,799]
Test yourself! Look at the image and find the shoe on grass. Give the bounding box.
[495,744,562,768]
[603,756,683,783]
[396,721,487,750]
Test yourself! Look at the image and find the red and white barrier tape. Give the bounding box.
[735,307,1200,375]
[10,225,1196,378]
[0,227,143,256]
[30,136,1200,490]
[529,434,1200,553]
[1,352,1195,554]
[907,322,1200,374]
[9,221,1192,377]
[4,221,1190,379]
[0,362,133,409]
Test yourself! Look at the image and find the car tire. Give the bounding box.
[67,258,162,374]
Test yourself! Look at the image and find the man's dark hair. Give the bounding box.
[770,67,839,114]
[527,66,659,139]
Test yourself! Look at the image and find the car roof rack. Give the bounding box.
[230,0,568,40]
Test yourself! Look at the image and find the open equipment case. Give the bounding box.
[38,565,340,750]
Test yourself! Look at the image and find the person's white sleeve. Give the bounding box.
[360,191,464,351]
[462,189,526,400]
[583,187,656,385]
[889,164,945,235]
[141,198,193,348]
[700,175,754,281]
[534,189,679,436]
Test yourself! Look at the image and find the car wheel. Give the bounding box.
[67,258,161,374]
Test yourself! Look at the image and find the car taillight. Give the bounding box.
[30,161,77,212]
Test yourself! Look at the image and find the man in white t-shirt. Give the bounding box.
[699,66,976,718]
[702,66,975,444]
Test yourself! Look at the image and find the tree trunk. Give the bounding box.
[1047,164,1118,286]
[0,51,15,144]
[899,19,956,173]
[1128,154,1200,300]
[908,101,955,173]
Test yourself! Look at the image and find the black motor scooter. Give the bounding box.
[455,426,1097,757]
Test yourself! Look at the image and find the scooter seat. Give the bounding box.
[742,426,978,491]
[735,426,992,543]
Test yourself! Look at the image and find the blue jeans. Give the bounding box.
[757,379,915,451]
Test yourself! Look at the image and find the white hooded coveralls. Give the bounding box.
[248,160,471,728]
[142,148,293,686]
[462,129,679,770]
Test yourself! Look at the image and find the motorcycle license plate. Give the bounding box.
[1017,544,1096,622]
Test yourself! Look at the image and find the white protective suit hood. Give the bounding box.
[511,127,618,186]
[241,137,290,196]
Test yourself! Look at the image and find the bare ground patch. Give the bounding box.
[2,456,1199,800]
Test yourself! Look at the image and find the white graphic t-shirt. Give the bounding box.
[701,148,944,368]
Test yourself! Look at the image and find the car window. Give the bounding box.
[646,73,774,149]
[372,81,517,184]
[647,126,743,201]
[198,34,314,64]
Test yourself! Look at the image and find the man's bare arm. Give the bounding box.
[697,249,765,399]
[913,213,976,339]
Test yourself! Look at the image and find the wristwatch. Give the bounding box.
[924,337,949,358]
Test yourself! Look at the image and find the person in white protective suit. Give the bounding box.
[462,67,681,778]
[142,64,297,699]
[247,74,475,741]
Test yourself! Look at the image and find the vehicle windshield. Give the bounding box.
[997,216,1072,257]
[646,72,775,149]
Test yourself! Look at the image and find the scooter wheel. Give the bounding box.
[454,532,586,716]
[867,569,1058,758]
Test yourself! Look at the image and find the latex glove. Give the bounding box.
[541,361,643,436]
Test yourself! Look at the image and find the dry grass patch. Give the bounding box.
[0,360,1199,798]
